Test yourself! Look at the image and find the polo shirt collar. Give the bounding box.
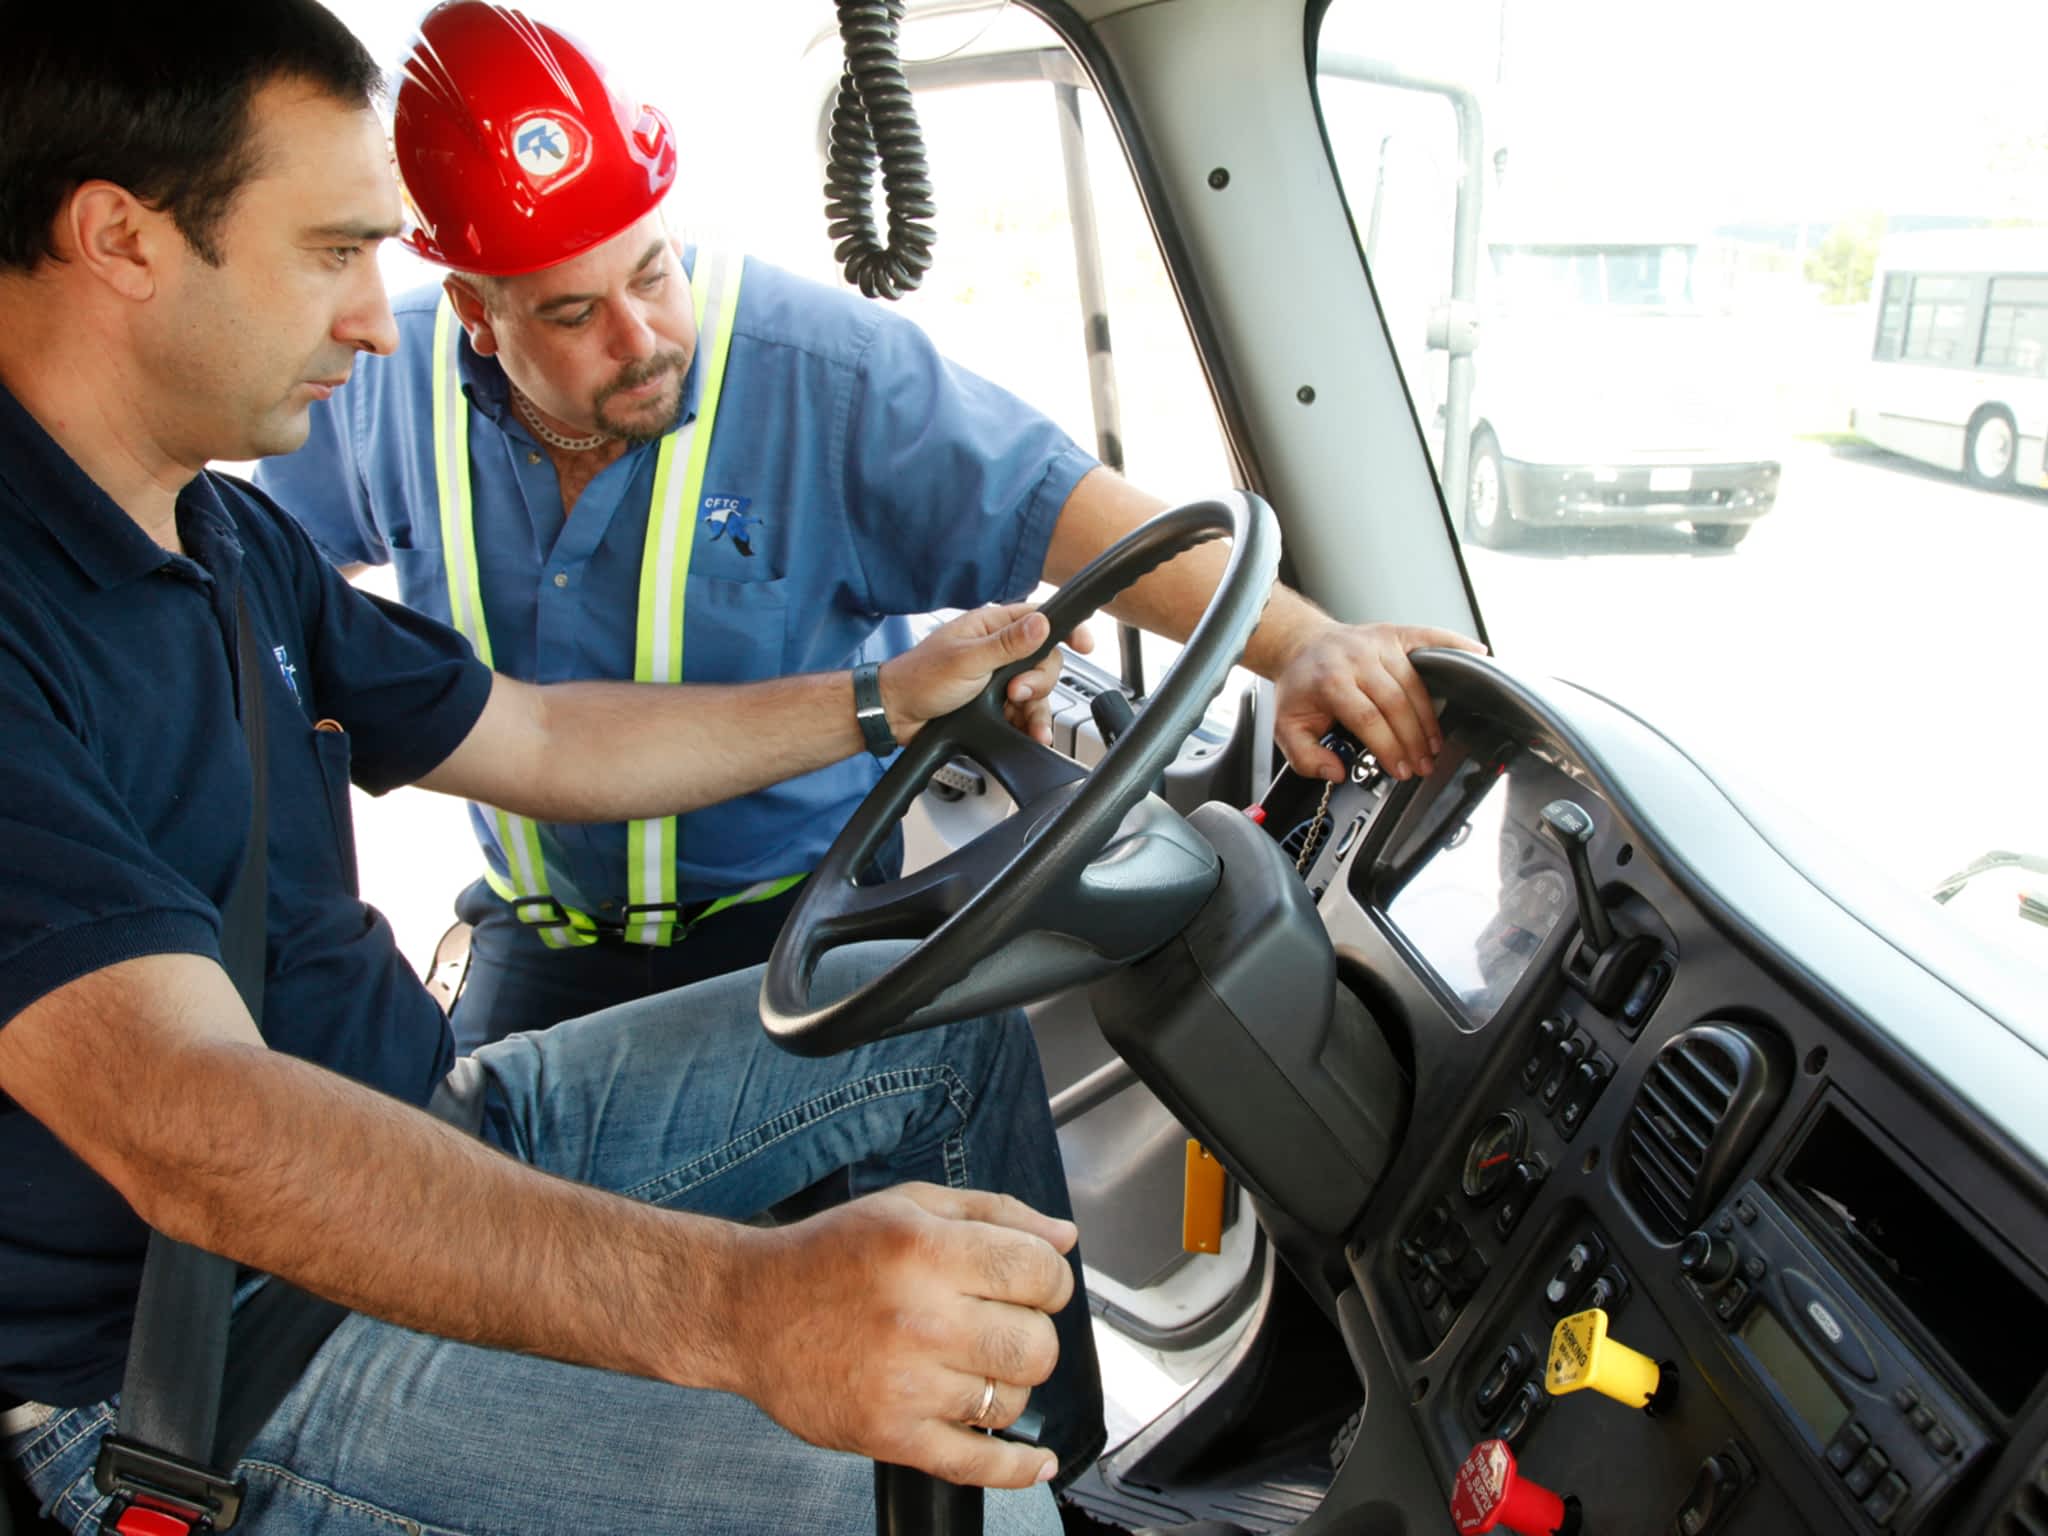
[0,377,237,591]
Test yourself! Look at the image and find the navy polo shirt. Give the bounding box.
[255,252,1095,913]
[0,381,492,1407]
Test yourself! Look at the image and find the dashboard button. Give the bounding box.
[1520,1016,1568,1093]
[1844,1447,1890,1501]
[1492,1158,1548,1241]
[1907,1403,1935,1434]
[1862,1470,1910,1528]
[1555,1053,1612,1140]
[1926,1423,1958,1458]
[1712,1279,1750,1322]
[1475,1342,1530,1423]
[1824,1421,1869,1476]
[1493,1380,1546,1449]
[1674,1450,1746,1536]
[1414,1269,1444,1309]
[1539,1033,1587,1110]
[1584,1264,1632,1316]
[1545,1234,1607,1314]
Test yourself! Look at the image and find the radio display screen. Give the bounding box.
[1380,750,1573,1026]
[1741,1304,1851,1442]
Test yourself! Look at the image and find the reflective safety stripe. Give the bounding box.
[433,254,796,946]
[626,249,742,943]
[434,300,586,949]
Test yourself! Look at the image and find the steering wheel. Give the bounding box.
[761,492,1280,1056]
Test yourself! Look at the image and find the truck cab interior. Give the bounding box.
[11,1,2047,1534]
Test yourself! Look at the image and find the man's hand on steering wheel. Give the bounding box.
[877,601,1095,750]
[1273,619,1488,784]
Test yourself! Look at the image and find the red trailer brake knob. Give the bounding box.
[1450,1438,1582,1536]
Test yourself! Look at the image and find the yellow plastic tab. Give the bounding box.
[1547,1308,1664,1408]
[1182,1141,1226,1254]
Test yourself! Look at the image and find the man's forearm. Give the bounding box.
[422,667,875,824]
[1042,467,1330,679]
[7,956,748,1395]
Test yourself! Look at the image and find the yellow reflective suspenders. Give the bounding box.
[433,252,800,947]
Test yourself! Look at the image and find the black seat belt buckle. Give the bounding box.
[94,1435,245,1534]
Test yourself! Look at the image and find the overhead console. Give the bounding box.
[1243,651,2048,1535]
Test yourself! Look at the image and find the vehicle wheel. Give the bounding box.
[1692,522,1752,548]
[1464,430,1517,548]
[1964,406,2018,489]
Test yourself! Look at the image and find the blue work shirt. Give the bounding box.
[0,381,491,1407]
[255,252,1096,913]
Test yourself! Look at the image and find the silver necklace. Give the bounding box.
[511,385,607,453]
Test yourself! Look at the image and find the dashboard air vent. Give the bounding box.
[1621,1021,1788,1240]
[1990,1454,2048,1536]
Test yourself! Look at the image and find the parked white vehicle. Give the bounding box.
[1852,226,2048,489]
[1462,236,1783,549]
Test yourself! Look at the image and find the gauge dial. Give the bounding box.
[1461,1109,1527,1206]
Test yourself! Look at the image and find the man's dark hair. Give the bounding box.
[0,1,384,272]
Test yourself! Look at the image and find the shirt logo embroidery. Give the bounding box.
[702,495,759,557]
[272,645,301,703]
[513,118,572,178]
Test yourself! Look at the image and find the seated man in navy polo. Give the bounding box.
[255,0,1485,1048]
[0,7,1095,1532]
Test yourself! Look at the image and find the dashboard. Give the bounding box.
[1243,650,2048,1535]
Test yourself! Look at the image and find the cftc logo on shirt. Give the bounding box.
[701,495,759,557]
[272,645,301,703]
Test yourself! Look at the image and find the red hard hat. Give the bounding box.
[394,2,678,277]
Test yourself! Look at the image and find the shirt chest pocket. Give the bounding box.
[682,574,792,684]
[294,724,360,895]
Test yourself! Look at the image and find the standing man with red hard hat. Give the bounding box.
[257,0,1483,1050]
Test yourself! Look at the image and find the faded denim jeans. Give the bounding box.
[6,947,1095,1533]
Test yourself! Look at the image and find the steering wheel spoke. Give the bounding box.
[950,704,1088,808]
[762,494,1281,1056]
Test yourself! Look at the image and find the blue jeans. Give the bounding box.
[7,948,1094,1533]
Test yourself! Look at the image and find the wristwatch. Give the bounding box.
[852,661,897,758]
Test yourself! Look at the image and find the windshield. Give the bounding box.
[1317,0,2048,993]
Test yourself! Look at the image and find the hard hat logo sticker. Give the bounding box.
[514,118,572,178]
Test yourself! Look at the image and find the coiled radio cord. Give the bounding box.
[824,0,936,299]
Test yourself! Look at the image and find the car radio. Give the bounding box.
[1677,1179,1989,1531]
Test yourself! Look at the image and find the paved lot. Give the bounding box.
[351,438,2048,981]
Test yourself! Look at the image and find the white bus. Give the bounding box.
[1853,227,2048,489]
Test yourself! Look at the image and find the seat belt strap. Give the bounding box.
[93,593,274,1534]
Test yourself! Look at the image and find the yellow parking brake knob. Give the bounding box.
[1546,1308,1676,1414]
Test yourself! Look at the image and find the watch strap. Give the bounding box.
[853,661,896,758]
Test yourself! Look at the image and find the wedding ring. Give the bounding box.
[968,1376,999,1428]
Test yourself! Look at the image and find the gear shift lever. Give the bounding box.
[1540,798,1658,1013]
